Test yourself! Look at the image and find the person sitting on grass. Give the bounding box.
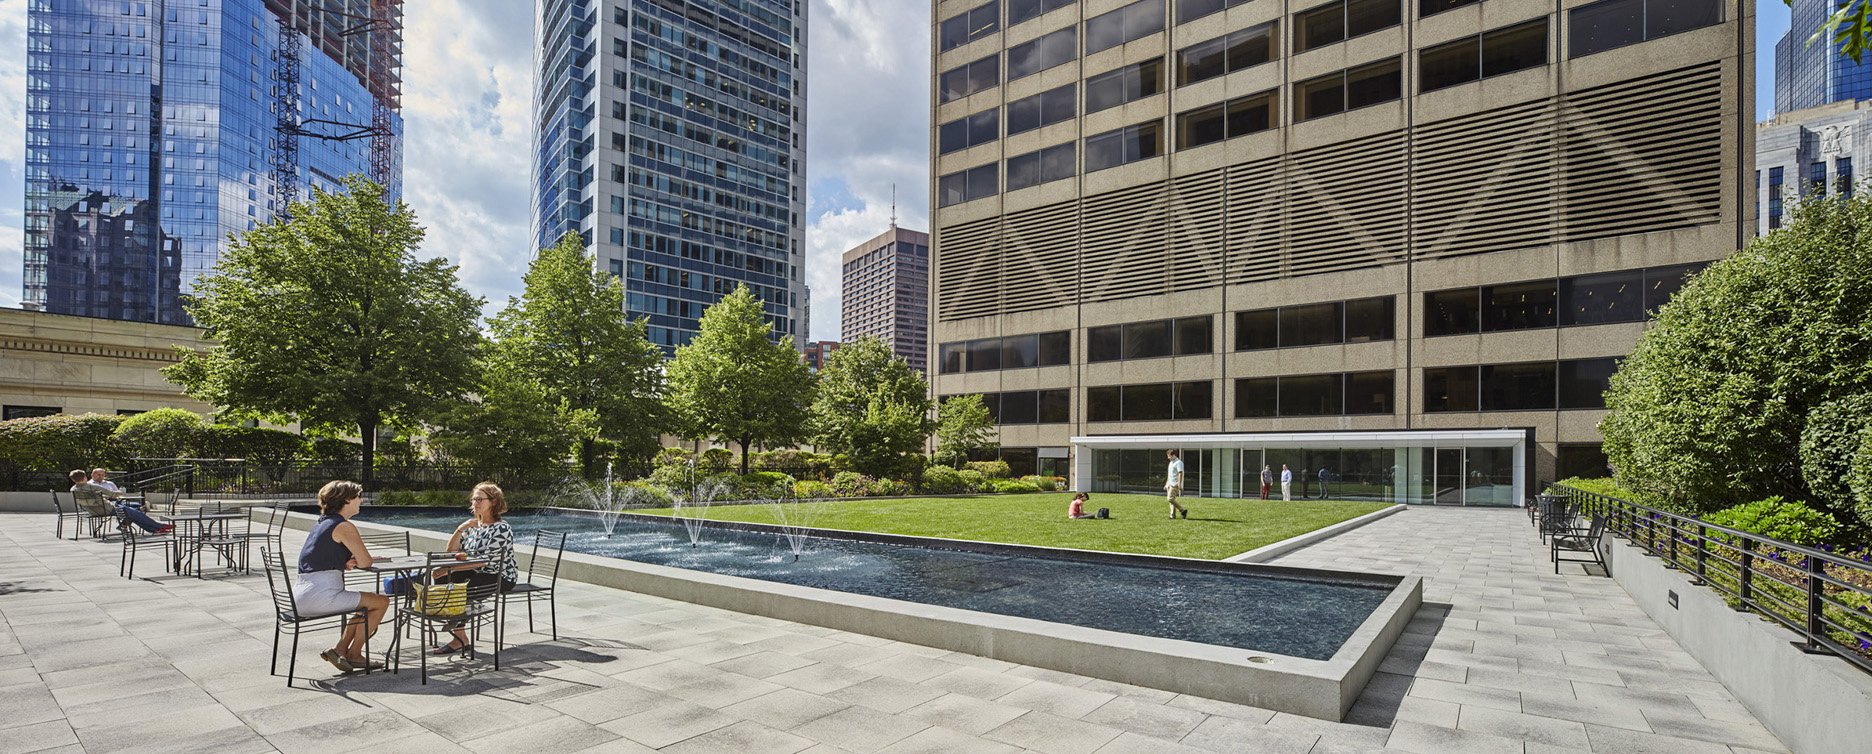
[68,469,170,534]
[296,480,389,674]
[1068,491,1096,519]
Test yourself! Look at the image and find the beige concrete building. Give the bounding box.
[840,226,932,372]
[0,307,214,419]
[929,0,1752,502]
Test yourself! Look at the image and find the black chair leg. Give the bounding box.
[270,625,281,676]
[287,627,300,688]
[549,593,557,640]
[527,597,535,633]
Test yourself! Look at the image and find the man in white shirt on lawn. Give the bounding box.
[1165,449,1187,520]
[1280,464,1293,501]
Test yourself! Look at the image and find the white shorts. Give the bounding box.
[292,569,363,618]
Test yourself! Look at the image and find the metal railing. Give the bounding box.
[1552,484,1872,674]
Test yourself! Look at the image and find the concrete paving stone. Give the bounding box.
[666,638,765,666]
[70,703,254,754]
[1163,693,1278,724]
[1454,705,1592,749]
[264,708,431,754]
[1406,678,1523,712]
[875,726,1021,754]
[412,696,564,742]
[985,710,1123,754]
[1521,744,1594,754]
[1378,656,1467,683]
[1635,709,1790,752]
[1567,680,1704,716]
[738,632,843,657]
[719,687,850,730]
[0,685,65,729]
[459,713,622,753]
[542,681,665,724]
[801,642,907,670]
[787,704,931,753]
[47,666,199,709]
[1177,714,1318,754]
[1383,719,1523,754]
[1075,677,1178,705]
[923,666,1035,700]
[1091,730,1213,754]
[924,651,1020,673]
[993,678,1117,718]
[571,736,660,754]
[822,675,947,714]
[708,650,817,680]
[602,698,739,749]
[765,661,877,694]
[1258,712,1391,749]
[1382,696,1461,729]
[1000,664,1094,687]
[666,670,788,708]
[851,652,965,684]
[1581,722,1732,754]
[368,729,477,753]
[0,720,78,754]
[1421,648,1520,671]
[1078,695,1208,740]
[1612,667,1737,700]
[1462,666,1584,697]
[1686,693,1759,724]
[901,692,1028,735]
[1516,690,1652,732]
[57,683,222,730]
[612,658,732,691]
[629,629,717,653]
[234,689,391,736]
[656,720,814,754]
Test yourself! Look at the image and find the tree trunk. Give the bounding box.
[581,437,597,480]
[359,416,378,491]
[739,436,753,475]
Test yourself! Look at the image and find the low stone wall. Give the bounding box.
[278,511,1421,721]
[1600,534,1872,754]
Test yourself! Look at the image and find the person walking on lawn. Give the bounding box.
[1165,449,1188,519]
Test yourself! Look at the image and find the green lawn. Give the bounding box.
[633,493,1391,560]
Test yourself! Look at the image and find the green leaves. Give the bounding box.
[163,175,484,485]
[808,338,931,478]
[665,285,814,473]
[934,394,996,468]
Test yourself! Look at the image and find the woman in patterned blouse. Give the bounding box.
[431,481,519,656]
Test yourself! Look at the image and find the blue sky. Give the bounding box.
[0,4,1801,339]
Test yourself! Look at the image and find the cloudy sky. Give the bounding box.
[0,0,929,341]
[0,4,1797,338]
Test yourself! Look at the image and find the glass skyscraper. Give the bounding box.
[22,0,403,325]
[1777,0,1872,113]
[533,0,807,350]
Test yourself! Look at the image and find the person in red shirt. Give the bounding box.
[1068,492,1096,519]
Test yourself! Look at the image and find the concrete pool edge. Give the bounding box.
[1225,504,1409,563]
[281,511,1422,721]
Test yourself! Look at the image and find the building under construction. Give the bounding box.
[22,0,405,325]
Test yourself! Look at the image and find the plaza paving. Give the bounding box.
[0,507,1786,753]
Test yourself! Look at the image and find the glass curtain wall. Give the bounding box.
[1089,445,1513,505]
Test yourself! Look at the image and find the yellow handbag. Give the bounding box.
[411,582,467,616]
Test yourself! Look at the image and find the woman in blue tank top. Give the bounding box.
[295,480,390,673]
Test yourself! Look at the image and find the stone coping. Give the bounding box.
[278,510,1422,721]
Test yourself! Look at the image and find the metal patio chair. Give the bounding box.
[497,529,567,646]
[390,553,502,684]
[119,513,175,580]
[49,489,94,541]
[261,547,372,687]
[1551,514,1608,575]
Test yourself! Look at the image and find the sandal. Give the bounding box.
[432,639,468,657]
[319,649,355,673]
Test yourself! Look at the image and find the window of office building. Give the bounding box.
[940,2,1000,51]
[1008,27,1077,80]
[1345,370,1395,414]
[1087,0,1166,54]
[1296,57,1401,121]
[1001,334,1040,368]
[1235,377,1278,417]
[1559,269,1642,326]
[2,405,60,421]
[1280,373,1344,416]
[1420,0,1480,17]
[1039,388,1071,422]
[1087,381,1210,421]
[1007,84,1076,135]
[1344,297,1395,342]
[1419,19,1547,93]
[1177,90,1276,149]
[967,338,1001,371]
[1000,390,1039,423]
[1427,358,1615,412]
[1007,143,1077,190]
[1088,316,1212,362]
[941,331,1072,372]
[1482,280,1557,331]
[1233,370,1393,417]
[1177,22,1276,86]
[940,55,1001,102]
[1768,166,1784,229]
[1569,0,1723,58]
[1431,264,1704,335]
[938,109,999,154]
[940,343,965,373]
[1558,357,1618,409]
[1557,443,1612,479]
[1009,0,1075,27]
[1279,302,1343,347]
[1176,0,1251,24]
[1085,120,1163,172]
[1424,366,1480,412]
[1644,264,1701,312]
[938,163,998,207]
[1087,58,1164,113]
[1840,157,1856,196]
[1480,361,1556,411]
[1235,296,1393,350]
[1295,0,1400,54]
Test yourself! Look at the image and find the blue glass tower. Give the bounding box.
[22,0,403,325]
[532,0,808,351]
[1777,0,1872,113]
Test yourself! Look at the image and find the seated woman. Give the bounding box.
[1067,492,1096,519]
[69,469,169,534]
[430,482,518,656]
[296,480,389,673]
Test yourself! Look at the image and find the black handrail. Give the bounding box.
[1551,484,1872,675]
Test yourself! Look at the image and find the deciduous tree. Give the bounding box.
[934,394,997,469]
[665,285,813,473]
[808,338,931,478]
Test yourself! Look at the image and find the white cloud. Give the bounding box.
[804,0,932,340]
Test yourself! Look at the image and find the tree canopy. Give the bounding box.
[808,338,931,478]
[1600,191,1872,519]
[934,394,997,469]
[665,285,814,473]
[489,232,664,477]
[164,175,484,487]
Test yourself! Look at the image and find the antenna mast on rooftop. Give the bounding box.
[890,184,897,228]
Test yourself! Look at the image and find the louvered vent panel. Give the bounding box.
[1562,62,1726,241]
[1081,182,1170,303]
[1225,156,1285,284]
[935,217,1002,322]
[1284,132,1408,276]
[1166,168,1228,294]
[1412,99,1558,261]
[1001,199,1080,315]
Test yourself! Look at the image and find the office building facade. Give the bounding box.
[803,339,841,371]
[1775,0,1872,114]
[841,226,932,372]
[22,0,404,325]
[1756,99,1867,233]
[533,0,808,351]
[929,0,1751,503]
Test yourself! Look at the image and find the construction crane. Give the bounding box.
[270,0,401,215]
